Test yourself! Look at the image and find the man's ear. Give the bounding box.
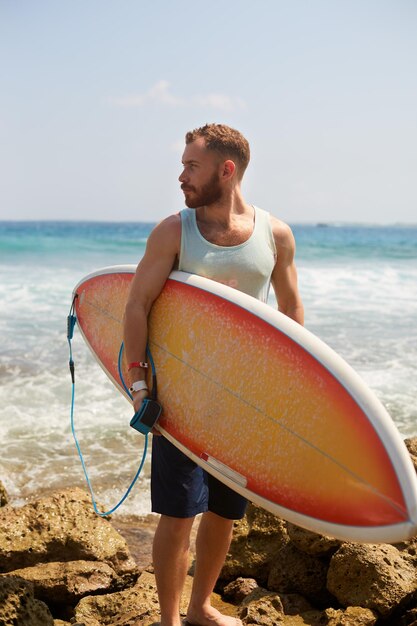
[221,159,236,180]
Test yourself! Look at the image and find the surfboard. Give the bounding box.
[72,265,417,543]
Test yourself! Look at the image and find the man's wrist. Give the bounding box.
[129,380,149,394]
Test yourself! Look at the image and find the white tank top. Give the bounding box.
[178,206,276,303]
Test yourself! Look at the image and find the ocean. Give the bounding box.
[1,220,416,516]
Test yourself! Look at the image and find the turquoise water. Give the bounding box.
[2,220,416,262]
[1,221,416,514]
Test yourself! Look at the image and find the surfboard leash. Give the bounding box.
[66,296,150,517]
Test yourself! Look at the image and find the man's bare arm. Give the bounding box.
[123,215,181,411]
[270,218,304,326]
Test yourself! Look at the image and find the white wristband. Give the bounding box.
[129,380,148,393]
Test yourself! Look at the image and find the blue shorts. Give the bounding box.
[151,435,247,520]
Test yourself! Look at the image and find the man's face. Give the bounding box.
[179,138,223,208]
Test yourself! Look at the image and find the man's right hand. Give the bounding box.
[131,390,162,436]
[132,389,149,414]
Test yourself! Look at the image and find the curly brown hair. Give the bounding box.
[185,123,250,179]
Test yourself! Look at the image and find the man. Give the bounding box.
[123,124,304,626]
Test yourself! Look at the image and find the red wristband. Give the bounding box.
[128,361,149,371]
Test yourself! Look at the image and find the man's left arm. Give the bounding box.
[270,218,304,326]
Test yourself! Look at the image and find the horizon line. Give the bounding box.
[1,218,416,228]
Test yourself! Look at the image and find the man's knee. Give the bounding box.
[155,514,195,544]
[202,510,235,527]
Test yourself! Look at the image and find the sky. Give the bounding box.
[0,0,416,224]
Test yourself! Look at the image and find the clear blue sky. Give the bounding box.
[1,0,416,224]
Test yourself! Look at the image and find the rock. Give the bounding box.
[398,606,417,625]
[286,523,341,557]
[276,606,377,625]
[0,575,54,626]
[239,588,284,625]
[0,487,138,582]
[394,532,417,569]
[404,437,417,473]
[322,606,378,625]
[221,503,289,584]
[285,607,377,625]
[223,577,259,602]
[74,571,162,626]
[74,570,237,626]
[6,559,121,606]
[74,570,228,625]
[0,480,8,507]
[396,535,417,557]
[279,593,314,615]
[327,542,417,617]
[268,542,329,603]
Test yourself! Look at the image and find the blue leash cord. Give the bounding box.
[67,299,148,517]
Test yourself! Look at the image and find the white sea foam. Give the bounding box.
[297,262,417,438]
[0,263,152,514]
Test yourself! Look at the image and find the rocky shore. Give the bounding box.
[2,438,417,625]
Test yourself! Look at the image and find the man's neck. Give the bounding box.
[196,189,251,228]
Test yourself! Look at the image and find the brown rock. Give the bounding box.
[327,543,417,617]
[0,575,54,626]
[398,605,417,625]
[221,503,289,584]
[240,588,284,625]
[0,480,8,507]
[6,559,121,606]
[268,542,328,602]
[322,606,378,625]
[74,571,161,626]
[279,607,376,625]
[283,611,323,625]
[223,577,259,602]
[74,570,237,626]
[277,606,377,625]
[279,593,314,615]
[0,487,138,582]
[394,532,417,571]
[286,523,341,557]
[404,437,417,473]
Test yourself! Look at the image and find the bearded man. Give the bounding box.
[123,123,304,626]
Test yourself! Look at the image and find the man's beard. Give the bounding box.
[182,172,223,208]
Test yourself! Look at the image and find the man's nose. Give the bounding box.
[179,169,187,183]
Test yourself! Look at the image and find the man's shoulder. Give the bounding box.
[268,214,295,248]
[152,212,182,236]
[147,212,182,254]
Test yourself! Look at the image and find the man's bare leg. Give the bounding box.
[153,514,195,626]
[186,511,241,626]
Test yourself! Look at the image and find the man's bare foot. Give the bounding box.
[184,606,242,626]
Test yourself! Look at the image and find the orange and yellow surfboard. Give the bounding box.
[73,266,417,542]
